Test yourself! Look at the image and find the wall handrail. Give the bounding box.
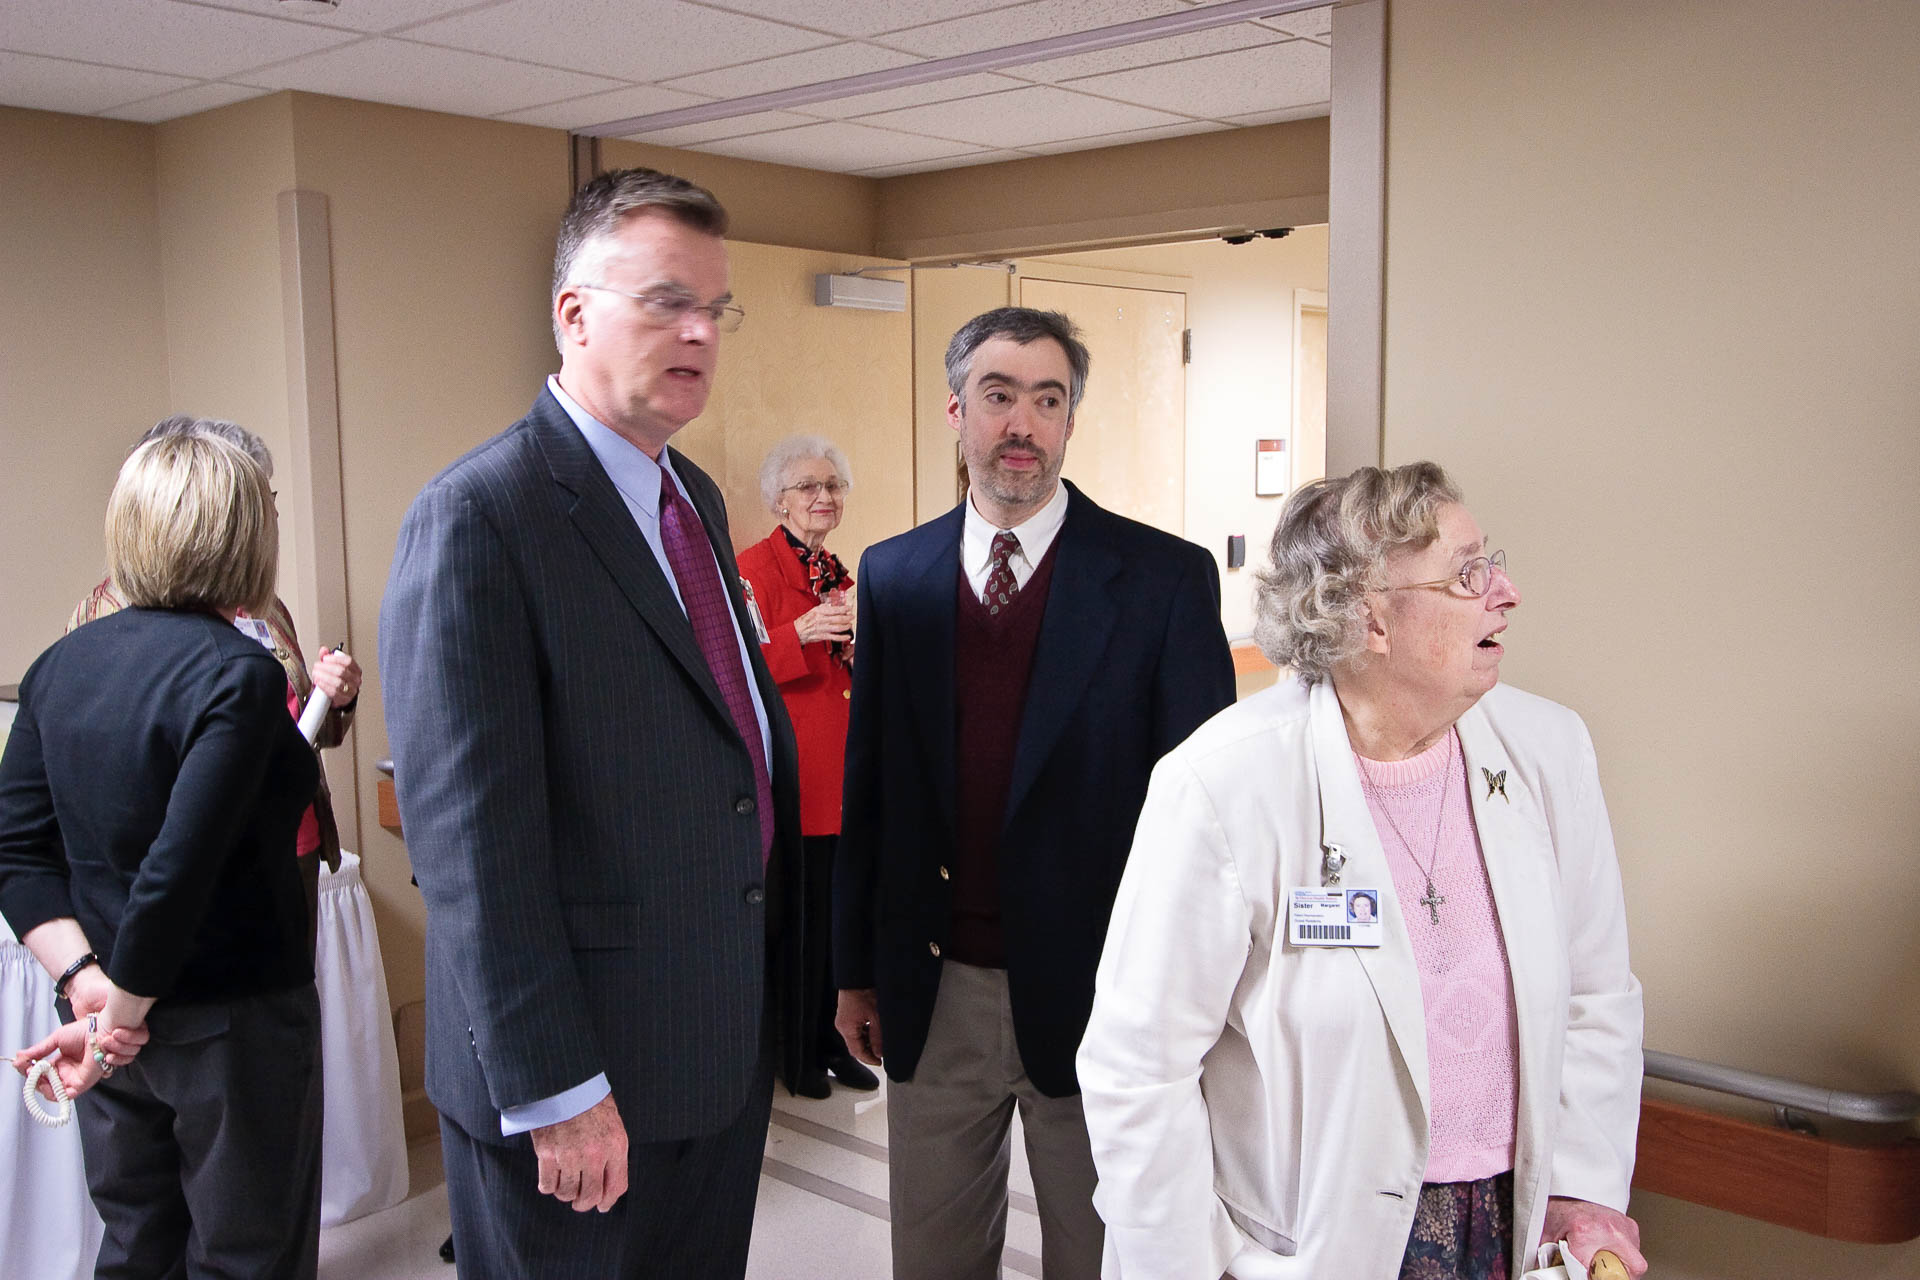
[1645,1049,1920,1125]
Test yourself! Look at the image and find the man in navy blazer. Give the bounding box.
[381,169,804,1278]
[834,307,1236,1278]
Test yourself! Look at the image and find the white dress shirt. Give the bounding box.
[960,479,1069,598]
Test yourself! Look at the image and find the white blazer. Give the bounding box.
[1078,677,1642,1280]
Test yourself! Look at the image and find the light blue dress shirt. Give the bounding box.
[496,377,775,1137]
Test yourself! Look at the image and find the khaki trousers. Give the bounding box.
[887,961,1103,1280]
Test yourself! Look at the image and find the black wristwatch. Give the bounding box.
[54,951,100,1001]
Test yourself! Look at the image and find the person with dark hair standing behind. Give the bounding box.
[736,435,879,1098]
[2,431,324,1278]
[381,167,807,1278]
[834,307,1236,1278]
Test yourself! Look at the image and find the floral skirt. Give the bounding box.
[1397,1169,1514,1280]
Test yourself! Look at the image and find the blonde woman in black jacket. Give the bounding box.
[1,431,323,1278]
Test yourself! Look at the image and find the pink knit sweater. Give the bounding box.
[1356,729,1518,1183]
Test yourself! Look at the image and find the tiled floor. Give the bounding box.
[318,1079,1044,1279]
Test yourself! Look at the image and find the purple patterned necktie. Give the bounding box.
[658,468,774,861]
[983,530,1022,615]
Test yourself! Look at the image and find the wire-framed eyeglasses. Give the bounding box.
[784,480,848,499]
[575,284,745,334]
[1386,549,1508,597]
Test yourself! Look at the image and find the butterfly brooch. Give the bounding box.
[1482,767,1509,802]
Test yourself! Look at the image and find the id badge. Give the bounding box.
[233,617,276,651]
[738,579,771,644]
[1288,887,1385,947]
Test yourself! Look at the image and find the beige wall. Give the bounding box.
[877,119,1330,261]
[674,240,913,572]
[154,96,301,619]
[1380,1,1920,1274]
[0,108,169,682]
[1026,231,1332,639]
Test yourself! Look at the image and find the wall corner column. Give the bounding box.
[277,187,361,850]
[1327,0,1387,475]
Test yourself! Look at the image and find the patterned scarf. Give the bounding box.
[782,526,852,667]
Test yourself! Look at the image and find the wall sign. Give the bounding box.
[1255,438,1287,496]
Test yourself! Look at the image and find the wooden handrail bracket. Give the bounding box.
[377,776,402,838]
[1230,642,1274,677]
[1634,1095,1920,1243]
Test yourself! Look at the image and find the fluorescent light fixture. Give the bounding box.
[580,0,1330,139]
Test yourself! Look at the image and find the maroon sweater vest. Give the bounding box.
[948,542,1060,967]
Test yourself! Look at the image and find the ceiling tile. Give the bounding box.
[171,0,517,36]
[624,110,820,148]
[1018,118,1227,154]
[402,0,829,82]
[1223,102,1327,126]
[694,121,991,172]
[251,39,623,117]
[877,0,1186,59]
[806,72,1029,121]
[855,84,1189,150]
[1060,38,1327,120]
[852,148,1030,178]
[100,79,272,122]
[2,0,356,79]
[661,40,919,98]
[1254,4,1332,40]
[494,82,710,128]
[0,49,195,115]
[1008,21,1286,84]
[680,0,1005,41]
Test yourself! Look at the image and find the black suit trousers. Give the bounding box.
[439,1009,775,1279]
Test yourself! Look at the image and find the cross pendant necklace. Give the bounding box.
[1359,733,1455,926]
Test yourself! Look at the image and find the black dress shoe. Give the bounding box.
[793,1068,832,1099]
[439,1234,455,1264]
[825,1051,880,1092]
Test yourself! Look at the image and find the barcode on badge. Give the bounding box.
[1299,924,1351,941]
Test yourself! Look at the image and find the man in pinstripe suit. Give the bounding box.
[381,168,806,1278]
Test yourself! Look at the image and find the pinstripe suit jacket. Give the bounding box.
[380,389,805,1146]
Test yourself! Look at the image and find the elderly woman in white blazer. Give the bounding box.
[1078,463,1645,1280]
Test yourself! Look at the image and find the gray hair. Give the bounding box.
[1252,461,1464,683]
[137,414,273,480]
[552,167,728,348]
[944,307,1091,416]
[759,435,852,512]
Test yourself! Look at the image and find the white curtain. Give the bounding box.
[316,849,410,1226]
[0,918,103,1280]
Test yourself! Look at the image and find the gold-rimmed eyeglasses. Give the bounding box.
[575,284,745,334]
[1386,549,1508,597]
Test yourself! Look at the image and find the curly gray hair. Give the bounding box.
[1251,462,1464,683]
[758,434,852,513]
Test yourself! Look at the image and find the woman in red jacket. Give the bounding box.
[737,436,878,1097]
